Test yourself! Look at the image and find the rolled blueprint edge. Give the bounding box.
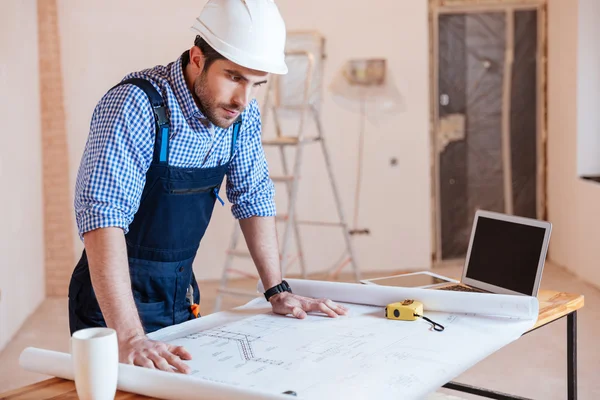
[19,347,296,400]
[258,278,539,320]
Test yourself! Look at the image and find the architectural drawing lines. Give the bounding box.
[187,328,282,365]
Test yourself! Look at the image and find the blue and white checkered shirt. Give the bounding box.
[74,54,276,240]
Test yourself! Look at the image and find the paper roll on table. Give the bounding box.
[258,279,539,320]
[19,347,294,400]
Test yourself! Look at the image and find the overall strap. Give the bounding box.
[230,117,242,161]
[112,78,170,165]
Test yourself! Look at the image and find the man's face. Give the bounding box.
[193,59,268,129]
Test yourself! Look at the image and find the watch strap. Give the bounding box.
[264,280,292,301]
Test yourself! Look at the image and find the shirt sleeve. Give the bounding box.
[73,84,155,240]
[226,99,276,219]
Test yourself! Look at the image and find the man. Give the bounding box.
[68,0,347,374]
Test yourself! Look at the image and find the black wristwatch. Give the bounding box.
[264,280,292,301]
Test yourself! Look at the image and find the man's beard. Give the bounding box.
[193,73,242,129]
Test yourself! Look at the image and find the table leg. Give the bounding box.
[442,382,533,399]
[567,311,577,400]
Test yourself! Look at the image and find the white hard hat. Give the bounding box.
[191,0,288,75]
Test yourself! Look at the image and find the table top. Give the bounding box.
[533,289,584,329]
[0,289,584,400]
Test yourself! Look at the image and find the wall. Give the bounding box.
[575,0,600,177]
[0,0,45,351]
[547,0,600,288]
[39,0,76,297]
[58,0,432,281]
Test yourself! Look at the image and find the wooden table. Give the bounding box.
[0,290,584,400]
[443,290,584,400]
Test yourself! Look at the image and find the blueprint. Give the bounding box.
[20,280,539,400]
[149,293,537,400]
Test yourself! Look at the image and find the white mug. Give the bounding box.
[71,327,119,400]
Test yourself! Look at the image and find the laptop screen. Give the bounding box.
[465,216,547,295]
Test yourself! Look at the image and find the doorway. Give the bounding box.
[429,0,547,265]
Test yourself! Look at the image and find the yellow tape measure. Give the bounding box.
[385,299,445,331]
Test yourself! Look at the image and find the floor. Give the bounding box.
[0,262,598,399]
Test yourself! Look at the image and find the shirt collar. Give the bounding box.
[169,55,206,122]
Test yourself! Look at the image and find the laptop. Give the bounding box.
[433,209,552,297]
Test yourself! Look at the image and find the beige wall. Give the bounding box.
[58,0,432,280]
[0,0,45,351]
[547,0,600,288]
[575,0,600,177]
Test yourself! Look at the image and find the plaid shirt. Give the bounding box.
[74,54,275,240]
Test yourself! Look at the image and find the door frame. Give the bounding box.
[428,0,548,267]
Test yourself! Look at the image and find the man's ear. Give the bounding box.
[189,46,205,73]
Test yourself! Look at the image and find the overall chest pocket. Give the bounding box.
[169,180,226,207]
[127,177,224,252]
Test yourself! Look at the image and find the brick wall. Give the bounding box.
[38,0,75,297]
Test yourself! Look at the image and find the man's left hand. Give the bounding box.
[269,292,348,319]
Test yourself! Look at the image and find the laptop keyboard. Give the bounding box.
[437,285,486,293]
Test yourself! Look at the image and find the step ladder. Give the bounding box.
[214,32,361,312]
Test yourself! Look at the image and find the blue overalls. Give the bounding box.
[68,78,240,335]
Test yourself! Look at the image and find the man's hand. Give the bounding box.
[120,335,192,374]
[269,292,349,319]
[83,228,192,373]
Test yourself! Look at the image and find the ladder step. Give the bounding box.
[261,136,320,146]
[216,288,260,298]
[274,217,345,227]
[227,250,252,258]
[297,220,345,227]
[270,175,295,183]
[262,136,299,146]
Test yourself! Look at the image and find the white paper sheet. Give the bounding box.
[20,279,539,400]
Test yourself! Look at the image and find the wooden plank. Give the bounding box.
[433,0,545,9]
[0,289,584,399]
[501,10,515,215]
[533,290,585,330]
[0,378,71,400]
[429,0,443,264]
[435,3,543,14]
[536,4,548,220]
[0,377,156,400]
